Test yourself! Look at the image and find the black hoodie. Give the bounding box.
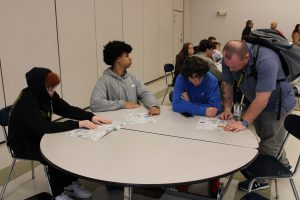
[7,67,94,153]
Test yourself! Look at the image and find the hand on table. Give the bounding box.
[219,111,233,120]
[92,116,112,125]
[205,107,218,117]
[224,120,246,132]
[148,106,160,115]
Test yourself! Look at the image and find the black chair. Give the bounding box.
[169,91,174,103]
[245,114,300,200]
[0,106,52,199]
[24,192,54,200]
[161,63,174,105]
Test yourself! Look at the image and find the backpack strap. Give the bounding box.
[249,44,259,79]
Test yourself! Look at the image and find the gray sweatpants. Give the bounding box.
[253,110,291,167]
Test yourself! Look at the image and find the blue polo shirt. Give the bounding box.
[222,43,296,113]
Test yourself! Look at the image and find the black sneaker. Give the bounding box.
[238,180,269,192]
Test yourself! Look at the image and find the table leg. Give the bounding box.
[124,186,132,200]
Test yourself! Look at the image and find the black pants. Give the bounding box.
[13,142,77,197]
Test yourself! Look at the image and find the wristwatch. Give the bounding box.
[240,119,249,128]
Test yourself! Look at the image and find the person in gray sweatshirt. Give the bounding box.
[90,41,160,115]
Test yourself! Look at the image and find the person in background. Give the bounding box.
[208,36,216,43]
[173,42,194,86]
[90,40,160,115]
[8,67,112,200]
[220,40,295,192]
[172,56,222,117]
[241,20,254,41]
[193,39,222,81]
[292,24,300,47]
[212,41,223,63]
[270,21,285,38]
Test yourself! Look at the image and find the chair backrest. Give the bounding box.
[164,63,174,73]
[0,105,12,127]
[284,114,300,140]
[284,114,300,175]
[0,105,14,157]
[164,64,174,86]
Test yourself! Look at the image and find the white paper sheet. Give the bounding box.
[66,122,125,141]
[123,113,156,125]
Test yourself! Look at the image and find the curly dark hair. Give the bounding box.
[181,56,209,79]
[103,41,132,65]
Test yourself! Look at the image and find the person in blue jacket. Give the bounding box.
[172,56,222,117]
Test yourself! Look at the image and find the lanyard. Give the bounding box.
[237,70,245,88]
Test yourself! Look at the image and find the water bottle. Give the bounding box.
[233,103,242,121]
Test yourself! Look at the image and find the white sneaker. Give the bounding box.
[55,193,74,200]
[64,181,92,199]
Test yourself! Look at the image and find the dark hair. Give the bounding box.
[246,20,253,26]
[213,42,221,49]
[103,41,132,66]
[181,56,209,79]
[208,36,216,42]
[198,39,214,52]
[177,43,192,63]
[223,40,248,60]
[293,24,300,34]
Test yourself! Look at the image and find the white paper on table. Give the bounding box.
[123,113,156,125]
[196,116,226,131]
[66,122,126,141]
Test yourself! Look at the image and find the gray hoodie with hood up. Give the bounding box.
[90,68,159,112]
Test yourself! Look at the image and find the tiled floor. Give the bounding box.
[1,77,299,200]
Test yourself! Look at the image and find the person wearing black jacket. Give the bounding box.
[241,20,254,41]
[8,67,111,200]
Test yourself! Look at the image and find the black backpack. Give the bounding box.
[244,29,300,119]
[245,29,300,82]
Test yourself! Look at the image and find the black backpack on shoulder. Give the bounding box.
[244,29,300,119]
[245,29,300,82]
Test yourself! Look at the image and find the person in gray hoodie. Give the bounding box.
[90,41,160,115]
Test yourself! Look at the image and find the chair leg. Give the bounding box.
[0,159,16,200]
[43,165,52,195]
[275,179,279,199]
[161,86,169,105]
[247,179,256,193]
[290,178,300,200]
[31,160,35,179]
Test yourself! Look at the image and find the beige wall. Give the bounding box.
[189,0,300,47]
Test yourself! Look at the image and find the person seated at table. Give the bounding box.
[173,42,195,86]
[193,39,222,81]
[90,40,160,115]
[7,67,112,200]
[172,56,222,117]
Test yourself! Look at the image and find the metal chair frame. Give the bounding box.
[246,115,300,200]
[161,63,174,105]
[0,106,52,199]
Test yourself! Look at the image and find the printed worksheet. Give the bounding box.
[66,122,125,141]
[196,116,226,131]
[123,113,156,125]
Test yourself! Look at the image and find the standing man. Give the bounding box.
[241,20,254,41]
[220,40,296,191]
[270,21,285,38]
